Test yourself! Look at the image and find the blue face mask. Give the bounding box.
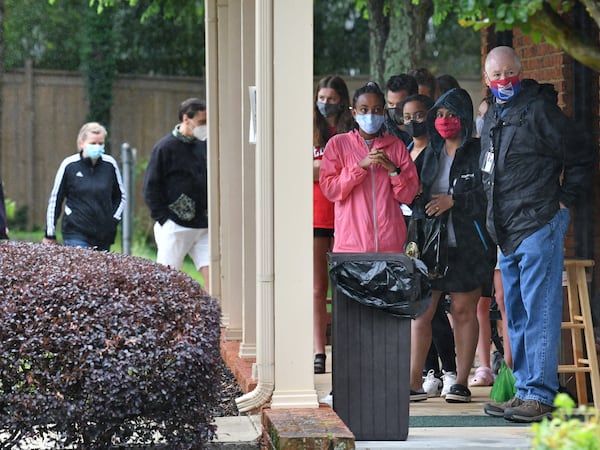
[355,114,385,135]
[85,144,105,159]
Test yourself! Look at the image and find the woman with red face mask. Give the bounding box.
[408,88,495,403]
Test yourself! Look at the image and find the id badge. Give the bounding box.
[482,151,494,174]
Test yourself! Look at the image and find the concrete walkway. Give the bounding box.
[216,342,535,449]
[208,415,263,448]
[209,413,533,449]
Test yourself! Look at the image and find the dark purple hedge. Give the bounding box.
[0,240,222,449]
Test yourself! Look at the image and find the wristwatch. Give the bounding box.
[388,167,400,176]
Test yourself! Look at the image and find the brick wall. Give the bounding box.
[513,31,573,113]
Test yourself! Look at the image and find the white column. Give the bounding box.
[239,0,257,359]
[217,0,244,340]
[270,0,318,408]
[204,0,222,303]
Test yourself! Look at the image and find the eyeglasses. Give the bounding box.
[402,111,427,123]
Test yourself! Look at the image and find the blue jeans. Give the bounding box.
[499,208,570,406]
[64,238,92,248]
[64,238,109,252]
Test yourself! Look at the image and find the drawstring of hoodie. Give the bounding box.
[361,136,379,252]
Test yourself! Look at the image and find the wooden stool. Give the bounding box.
[558,259,600,408]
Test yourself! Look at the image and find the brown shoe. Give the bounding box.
[483,396,524,417]
[504,399,554,423]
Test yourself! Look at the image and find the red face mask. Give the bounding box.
[434,116,462,139]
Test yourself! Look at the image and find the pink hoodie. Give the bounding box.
[319,129,419,253]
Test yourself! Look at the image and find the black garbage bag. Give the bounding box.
[327,253,431,319]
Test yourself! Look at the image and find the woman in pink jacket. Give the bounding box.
[320,81,419,253]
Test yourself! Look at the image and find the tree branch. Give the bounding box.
[529,2,600,72]
[580,0,600,29]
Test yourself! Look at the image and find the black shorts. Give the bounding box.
[314,228,334,238]
[430,247,494,294]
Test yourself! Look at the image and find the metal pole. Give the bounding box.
[120,142,135,255]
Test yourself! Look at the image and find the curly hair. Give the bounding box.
[385,74,418,96]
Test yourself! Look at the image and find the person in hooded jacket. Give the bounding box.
[481,46,594,423]
[402,94,459,399]
[320,81,419,253]
[408,87,495,403]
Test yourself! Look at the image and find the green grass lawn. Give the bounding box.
[10,229,205,286]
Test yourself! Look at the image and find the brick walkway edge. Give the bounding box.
[220,330,356,449]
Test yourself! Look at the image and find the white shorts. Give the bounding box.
[154,219,209,270]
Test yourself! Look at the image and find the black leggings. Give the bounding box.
[424,293,456,374]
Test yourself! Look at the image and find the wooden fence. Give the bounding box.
[1,63,205,230]
[1,68,483,232]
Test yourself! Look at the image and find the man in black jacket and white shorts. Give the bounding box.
[143,98,209,291]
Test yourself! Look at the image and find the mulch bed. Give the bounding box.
[211,358,245,417]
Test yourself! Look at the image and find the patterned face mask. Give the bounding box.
[316,101,342,118]
[489,76,521,102]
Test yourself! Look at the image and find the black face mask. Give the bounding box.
[386,108,403,125]
[405,120,428,138]
[316,101,342,118]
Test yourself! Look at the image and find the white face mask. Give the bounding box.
[193,125,207,141]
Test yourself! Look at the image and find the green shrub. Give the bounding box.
[4,198,29,232]
[530,393,600,449]
[0,240,222,449]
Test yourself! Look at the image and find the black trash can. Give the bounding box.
[327,252,430,442]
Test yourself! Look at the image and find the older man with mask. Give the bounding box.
[480,46,594,423]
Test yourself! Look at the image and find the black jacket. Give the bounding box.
[0,175,7,239]
[46,153,126,248]
[420,88,495,266]
[479,79,595,254]
[143,133,208,228]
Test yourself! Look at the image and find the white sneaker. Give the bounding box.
[422,369,442,397]
[441,370,457,398]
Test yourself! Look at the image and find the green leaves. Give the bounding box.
[530,393,600,449]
